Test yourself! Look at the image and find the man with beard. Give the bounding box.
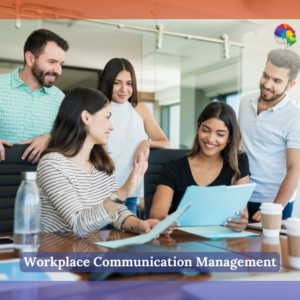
[239,49,300,221]
[0,29,69,163]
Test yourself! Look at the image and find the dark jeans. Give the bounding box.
[101,197,138,230]
[247,201,294,221]
[125,197,138,215]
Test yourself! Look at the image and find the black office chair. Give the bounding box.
[0,145,37,234]
[144,148,190,220]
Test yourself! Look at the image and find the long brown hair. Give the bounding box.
[97,58,138,107]
[42,87,115,175]
[188,101,243,185]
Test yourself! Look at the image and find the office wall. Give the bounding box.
[3,19,299,149]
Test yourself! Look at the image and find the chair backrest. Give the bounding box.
[144,148,190,220]
[0,145,37,234]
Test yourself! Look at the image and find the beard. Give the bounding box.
[31,62,59,88]
[259,83,288,102]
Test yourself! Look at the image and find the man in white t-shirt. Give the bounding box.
[239,49,300,222]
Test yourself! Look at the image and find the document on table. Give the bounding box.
[177,183,256,226]
[178,226,260,239]
[95,202,191,249]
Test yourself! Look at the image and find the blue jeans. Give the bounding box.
[101,197,138,230]
[248,201,294,221]
[125,197,138,215]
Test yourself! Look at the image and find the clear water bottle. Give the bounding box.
[13,172,41,254]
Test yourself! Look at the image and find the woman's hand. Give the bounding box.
[133,140,151,165]
[224,211,248,232]
[156,214,179,237]
[118,148,149,199]
[160,221,178,237]
[138,219,159,234]
[138,219,178,237]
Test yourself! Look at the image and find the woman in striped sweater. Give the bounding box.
[37,87,175,238]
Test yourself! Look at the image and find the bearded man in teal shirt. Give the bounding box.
[0,29,69,163]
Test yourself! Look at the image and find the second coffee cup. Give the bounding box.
[286,217,300,270]
[260,203,283,237]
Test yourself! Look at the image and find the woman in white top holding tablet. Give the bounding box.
[150,102,250,232]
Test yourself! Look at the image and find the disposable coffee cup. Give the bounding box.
[260,203,283,237]
[286,217,300,270]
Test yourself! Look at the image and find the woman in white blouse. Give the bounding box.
[98,58,171,215]
[37,87,175,238]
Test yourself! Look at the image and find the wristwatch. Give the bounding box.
[109,191,126,205]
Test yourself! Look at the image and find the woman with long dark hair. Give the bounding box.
[150,102,250,232]
[98,58,171,215]
[37,87,175,238]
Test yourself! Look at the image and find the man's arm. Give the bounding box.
[18,134,50,164]
[252,148,300,221]
[274,148,300,205]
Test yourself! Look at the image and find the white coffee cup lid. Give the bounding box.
[286,217,300,228]
[259,203,283,211]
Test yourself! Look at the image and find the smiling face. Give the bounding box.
[198,117,230,158]
[111,70,133,104]
[83,104,114,145]
[29,41,65,87]
[259,61,294,102]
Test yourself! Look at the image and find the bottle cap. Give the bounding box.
[21,172,37,181]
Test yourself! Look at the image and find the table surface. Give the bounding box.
[1,228,299,282]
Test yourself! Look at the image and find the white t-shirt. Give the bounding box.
[238,92,300,203]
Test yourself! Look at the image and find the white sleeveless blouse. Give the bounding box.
[107,101,147,197]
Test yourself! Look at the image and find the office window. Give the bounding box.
[160,104,180,149]
[161,106,170,139]
[169,105,180,149]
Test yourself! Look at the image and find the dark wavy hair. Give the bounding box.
[188,101,243,185]
[97,58,138,107]
[24,29,69,63]
[42,87,114,175]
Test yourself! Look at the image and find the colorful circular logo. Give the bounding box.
[274,24,296,48]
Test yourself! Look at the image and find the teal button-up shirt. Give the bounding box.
[0,67,64,144]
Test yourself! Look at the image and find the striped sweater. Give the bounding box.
[37,152,133,238]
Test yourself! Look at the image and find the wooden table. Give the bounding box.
[1,228,299,282]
